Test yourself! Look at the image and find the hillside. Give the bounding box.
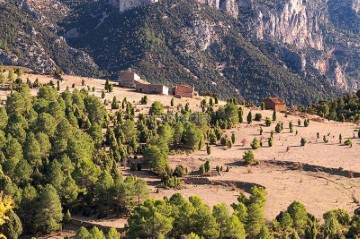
[0,0,345,105]
[0,0,100,75]
[0,70,358,238]
[60,0,341,105]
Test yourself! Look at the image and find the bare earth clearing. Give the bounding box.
[4,72,360,234]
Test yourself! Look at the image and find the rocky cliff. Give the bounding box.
[234,0,360,90]
[1,0,359,104]
[0,0,99,74]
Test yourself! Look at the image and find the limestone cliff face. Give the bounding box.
[236,0,326,51]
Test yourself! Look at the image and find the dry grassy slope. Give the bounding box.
[0,72,219,113]
[161,108,360,220]
[4,72,359,229]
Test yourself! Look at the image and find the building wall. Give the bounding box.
[118,71,141,88]
[274,103,286,111]
[174,85,195,98]
[263,98,286,111]
[136,83,168,95]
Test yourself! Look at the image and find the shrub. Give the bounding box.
[254,113,262,121]
[243,150,255,165]
[300,138,306,146]
[344,139,352,147]
[173,165,188,177]
[251,137,260,149]
[161,176,182,189]
[272,110,277,121]
[304,119,310,127]
[199,164,206,175]
[220,136,227,146]
[247,111,252,124]
[204,161,210,173]
[275,123,282,133]
[261,102,266,110]
[216,166,220,172]
[226,139,232,149]
[206,144,211,155]
[268,137,273,147]
[265,117,271,127]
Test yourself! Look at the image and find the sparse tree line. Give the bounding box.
[299,91,360,122]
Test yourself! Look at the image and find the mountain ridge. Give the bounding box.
[1,0,359,105]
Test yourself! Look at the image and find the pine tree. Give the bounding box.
[34,184,63,233]
[247,111,252,124]
[74,227,90,239]
[206,144,211,155]
[231,132,236,144]
[107,227,121,239]
[272,110,277,121]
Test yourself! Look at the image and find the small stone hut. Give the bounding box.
[262,97,286,111]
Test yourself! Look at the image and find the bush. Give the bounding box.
[254,113,262,121]
[289,121,293,133]
[247,111,252,124]
[220,136,227,146]
[304,119,310,127]
[161,176,182,189]
[261,102,266,110]
[243,150,255,165]
[301,138,307,146]
[206,144,211,155]
[265,117,272,127]
[251,137,260,149]
[226,139,232,149]
[275,123,282,133]
[344,139,352,147]
[268,137,273,147]
[173,165,188,177]
[272,110,277,121]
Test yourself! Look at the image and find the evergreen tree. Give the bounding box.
[272,110,277,121]
[246,187,266,237]
[206,144,211,155]
[256,225,273,239]
[34,184,63,233]
[247,111,252,124]
[0,209,23,239]
[251,137,260,149]
[90,226,106,239]
[107,227,121,239]
[74,226,90,239]
[323,213,342,239]
[149,101,164,116]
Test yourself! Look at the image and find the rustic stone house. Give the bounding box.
[172,84,198,98]
[262,97,286,111]
[136,83,169,95]
[118,68,147,88]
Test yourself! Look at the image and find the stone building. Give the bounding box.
[262,97,286,111]
[136,83,169,95]
[172,85,198,98]
[118,68,147,88]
